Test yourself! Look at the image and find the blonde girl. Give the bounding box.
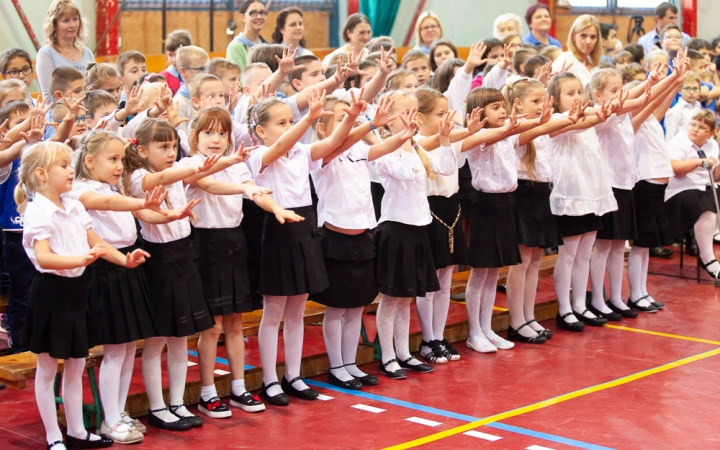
[0,79,28,107]
[85,62,123,102]
[16,141,148,450]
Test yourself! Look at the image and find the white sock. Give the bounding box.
[341,307,366,377]
[571,232,597,317]
[64,358,100,441]
[590,239,612,313]
[465,268,488,338]
[555,235,581,321]
[36,353,64,445]
[283,294,310,391]
[200,384,217,402]
[142,337,179,423]
[432,267,454,342]
[231,379,246,397]
[696,211,720,274]
[258,295,287,397]
[99,344,126,426]
[323,307,353,381]
[376,295,401,372]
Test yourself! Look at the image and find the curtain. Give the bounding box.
[360,0,402,37]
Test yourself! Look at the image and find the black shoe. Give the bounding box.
[347,364,379,386]
[378,358,407,380]
[65,431,113,449]
[147,407,193,431]
[555,312,585,332]
[0,383,5,390]
[398,356,433,373]
[439,338,461,360]
[47,440,65,450]
[198,396,231,419]
[229,391,266,412]
[607,301,638,318]
[419,340,448,363]
[628,296,659,313]
[507,322,546,344]
[573,309,609,326]
[699,258,720,282]
[281,376,319,400]
[649,246,674,258]
[260,382,289,406]
[651,300,666,309]
[168,404,203,427]
[587,303,622,321]
[527,320,553,339]
[328,370,363,390]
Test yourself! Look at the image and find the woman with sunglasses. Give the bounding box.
[227,0,268,72]
[322,13,372,68]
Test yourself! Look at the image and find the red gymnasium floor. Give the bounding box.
[1,248,720,449]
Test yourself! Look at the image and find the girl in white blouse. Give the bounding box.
[182,107,299,418]
[372,90,457,379]
[122,118,246,431]
[16,142,149,450]
[311,92,410,388]
[245,91,359,405]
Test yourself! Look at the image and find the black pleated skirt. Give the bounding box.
[596,187,637,240]
[426,195,469,268]
[313,227,378,308]
[141,236,214,337]
[468,191,522,269]
[258,205,328,296]
[21,272,91,359]
[665,185,719,239]
[87,246,157,346]
[512,180,563,248]
[374,221,440,297]
[457,162,477,219]
[633,181,673,248]
[554,213,604,238]
[194,226,253,316]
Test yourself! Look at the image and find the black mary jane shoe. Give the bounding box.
[168,404,203,427]
[328,369,363,390]
[47,440,65,450]
[65,431,113,449]
[628,296,659,313]
[147,407,193,431]
[507,323,546,344]
[527,320,553,339]
[651,300,666,309]
[607,301,638,318]
[555,312,585,332]
[260,382,290,406]
[573,309,609,327]
[699,259,720,287]
[378,358,407,380]
[281,376,319,400]
[587,303,622,322]
[346,364,379,386]
[398,356,433,373]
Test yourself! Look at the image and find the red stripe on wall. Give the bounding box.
[681,0,697,37]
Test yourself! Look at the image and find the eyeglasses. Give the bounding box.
[182,66,206,73]
[682,86,700,93]
[664,35,682,41]
[421,24,439,31]
[3,66,33,78]
[690,122,711,133]
[76,115,92,124]
[246,10,268,17]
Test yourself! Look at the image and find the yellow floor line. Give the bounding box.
[383,347,720,449]
[604,324,720,346]
[493,306,508,311]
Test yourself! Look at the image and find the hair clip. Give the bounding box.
[129,138,138,145]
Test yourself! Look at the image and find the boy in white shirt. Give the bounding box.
[665,71,702,141]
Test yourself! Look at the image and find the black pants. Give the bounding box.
[4,231,37,353]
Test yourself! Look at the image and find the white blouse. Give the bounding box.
[595,113,638,190]
[311,142,377,229]
[375,144,457,226]
[417,133,462,198]
[129,168,191,243]
[549,118,617,216]
[68,180,137,248]
[665,132,720,201]
[179,154,253,229]
[634,115,674,181]
[246,142,321,209]
[516,134,554,183]
[22,193,93,277]
[552,51,592,87]
[466,136,519,193]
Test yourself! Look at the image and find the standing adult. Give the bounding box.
[552,15,602,87]
[522,4,563,48]
[36,0,95,98]
[322,14,372,68]
[637,2,691,56]
[227,0,268,72]
[272,7,314,56]
[413,12,444,55]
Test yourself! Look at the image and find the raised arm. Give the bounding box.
[519,96,579,146]
[141,152,222,191]
[87,229,149,269]
[34,238,106,270]
[311,89,366,161]
[361,46,395,102]
[78,185,168,213]
[260,46,305,97]
[368,113,415,161]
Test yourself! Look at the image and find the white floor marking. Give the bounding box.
[463,430,502,441]
[351,404,386,413]
[526,445,555,450]
[187,361,197,366]
[316,394,334,401]
[405,417,442,427]
[213,369,230,375]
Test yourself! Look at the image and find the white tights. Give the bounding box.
[99,342,136,426]
[376,295,416,372]
[258,294,309,397]
[323,306,366,381]
[696,211,720,274]
[142,336,188,423]
[628,246,650,303]
[415,266,454,347]
[554,232,597,323]
[465,267,501,340]
[506,245,545,337]
[590,239,627,313]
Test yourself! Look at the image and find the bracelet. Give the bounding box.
[367,116,375,131]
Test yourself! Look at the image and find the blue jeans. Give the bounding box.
[4,231,36,353]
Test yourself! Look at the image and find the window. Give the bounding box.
[567,0,674,11]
